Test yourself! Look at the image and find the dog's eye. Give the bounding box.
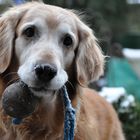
[23,26,35,38]
[63,34,73,47]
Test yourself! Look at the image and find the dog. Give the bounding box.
[0,2,125,140]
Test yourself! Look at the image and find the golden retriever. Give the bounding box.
[0,2,125,140]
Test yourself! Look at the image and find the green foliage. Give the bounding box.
[121,102,140,140]
[88,0,129,41]
[113,97,140,140]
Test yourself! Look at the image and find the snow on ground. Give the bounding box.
[123,48,140,60]
[99,87,126,103]
[123,48,140,78]
[99,87,135,109]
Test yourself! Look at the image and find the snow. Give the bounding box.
[99,87,126,103]
[120,95,135,108]
[123,48,140,78]
[123,48,140,60]
[99,87,136,112]
[127,0,140,4]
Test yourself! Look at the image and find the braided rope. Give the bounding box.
[61,86,76,140]
[14,0,25,5]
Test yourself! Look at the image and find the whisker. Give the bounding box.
[6,78,20,87]
[67,80,75,90]
[3,72,18,79]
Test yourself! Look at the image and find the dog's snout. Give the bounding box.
[34,64,57,82]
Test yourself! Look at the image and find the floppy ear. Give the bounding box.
[0,6,28,74]
[75,19,104,85]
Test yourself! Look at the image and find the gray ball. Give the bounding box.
[2,81,39,119]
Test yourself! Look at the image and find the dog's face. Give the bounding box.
[0,2,104,96]
[16,5,78,93]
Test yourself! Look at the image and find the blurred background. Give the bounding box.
[0,0,140,139]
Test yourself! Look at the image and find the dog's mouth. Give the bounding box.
[29,84,62,93]
[25,82,52,93]
[29,85,54,92]
[30,87,46,92]
[29,85,63,97]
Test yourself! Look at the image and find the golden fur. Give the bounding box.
[0,2,125,140]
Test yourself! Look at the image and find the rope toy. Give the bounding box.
[13,86,76,140]
[2,82,76,140]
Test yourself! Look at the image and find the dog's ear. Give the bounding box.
[75,19,104,85]
[0,6,28,74]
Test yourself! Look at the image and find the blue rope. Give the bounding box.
[12,118,22,125]
[13,0,25,5]
[61,86,76,140]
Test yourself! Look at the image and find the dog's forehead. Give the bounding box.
[20,4,76,29]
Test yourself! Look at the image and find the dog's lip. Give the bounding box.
[29,85,56,92]
[29,86,47,92]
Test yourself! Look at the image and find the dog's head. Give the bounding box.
[0,2,104,96]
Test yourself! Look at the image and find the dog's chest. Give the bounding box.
[12,124,64,140]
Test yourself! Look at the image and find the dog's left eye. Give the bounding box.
[23,26,36,38]
[63,34,73,47]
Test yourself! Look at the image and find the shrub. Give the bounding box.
[99,87,140,140]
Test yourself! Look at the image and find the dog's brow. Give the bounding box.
[19,19,47,34]
[58,23,75,34]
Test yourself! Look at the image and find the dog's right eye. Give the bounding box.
[23,26,35,38]
[63,34,73,47]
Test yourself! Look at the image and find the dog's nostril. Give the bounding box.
[34,65,44,76]
[34,64,57,81]
[43,65,57,79]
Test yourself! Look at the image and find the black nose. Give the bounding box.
[34,64,57,82]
